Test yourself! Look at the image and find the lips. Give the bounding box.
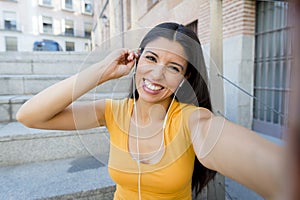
[143,79,164,91]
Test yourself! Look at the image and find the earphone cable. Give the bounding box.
[131,59,184,200]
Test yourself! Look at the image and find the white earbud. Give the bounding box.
[179,79,184,88]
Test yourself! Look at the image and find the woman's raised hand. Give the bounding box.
[100,49,139,83]
[16,48,139,130]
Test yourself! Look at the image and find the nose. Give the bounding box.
[150,64,165,80]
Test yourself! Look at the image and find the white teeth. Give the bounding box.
[144,79,163,91]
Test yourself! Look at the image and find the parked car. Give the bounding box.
[33,40,63,51]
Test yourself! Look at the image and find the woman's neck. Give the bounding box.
[133,98,171,126]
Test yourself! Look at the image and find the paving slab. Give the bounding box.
[0,122,111,166]
[225,178,263,200]
[0,156,115,200]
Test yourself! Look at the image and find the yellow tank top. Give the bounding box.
[105,98,199,200]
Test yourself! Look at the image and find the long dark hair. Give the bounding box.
[129,22,216,196]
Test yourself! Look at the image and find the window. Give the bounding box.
[40,0,52,6]
[82,0,92,14]
[64,20,74,36]
[253,1,290,138]
[84,22,92,38]
[5,36,17,51]
[65,41,75,51]
[84,43,89,51]
[42,16,53,34]
[64,0,73,10]
[3,11,17,30]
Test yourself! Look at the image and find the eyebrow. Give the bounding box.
[145,50,184,71]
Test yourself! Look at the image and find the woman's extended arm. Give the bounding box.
[189,109,283,199]
[16,49,137,130]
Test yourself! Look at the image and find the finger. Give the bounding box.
[119,63,134,76]
[134,52,139,59]
[127,52,135,61]
[126,59,135,69]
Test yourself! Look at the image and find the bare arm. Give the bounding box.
[16,49,138,130]
[189,110,284,199]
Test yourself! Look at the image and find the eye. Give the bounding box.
[145,55,157,62]
[167,65,181,73]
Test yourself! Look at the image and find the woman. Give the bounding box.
[17,22,282,199]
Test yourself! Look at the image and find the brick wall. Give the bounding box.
[131,0,255,45]
[197,0,210,44]
[223,0,256,38]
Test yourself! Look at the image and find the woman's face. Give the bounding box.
[135,37,188,104]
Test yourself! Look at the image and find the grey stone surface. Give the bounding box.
[225,178,263,200]
[32,61,82,75]
[23,75,67,95]
[0,156,115,200]
[0,95,30,122]
[0,95,29,122]
[0,103,10,122]
[43,186,116,200]
[0,122,110,166]
[0,76,24,95]
[223,35,255,129]
[0,93,128,123]
[0,52,89,62]
[0,52,100,76]
[0,75,131,95]
[0,62,33,74]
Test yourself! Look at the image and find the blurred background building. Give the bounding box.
[0,0,93,51]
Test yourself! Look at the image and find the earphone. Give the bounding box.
[178,79,184,88]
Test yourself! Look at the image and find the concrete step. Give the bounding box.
[0,52,107,76]
[0,156,115,200]
[0,92,129,123]
[0,74,68,95]
[0,52,95,75]
[0,122,110,167]
[0,74,132,95]
[0,59,90,75]
[0,52,90,60]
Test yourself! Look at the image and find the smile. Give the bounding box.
[143,79,164,91]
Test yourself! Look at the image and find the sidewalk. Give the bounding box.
[0,156,115,200]
[225,178,263,200]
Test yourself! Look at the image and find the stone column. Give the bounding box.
[208,0,225,199]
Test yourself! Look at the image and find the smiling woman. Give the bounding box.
[16,22,283,200]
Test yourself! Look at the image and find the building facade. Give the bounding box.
[92,0,291,139]
[0,0,93,51]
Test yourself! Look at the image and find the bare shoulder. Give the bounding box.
[188,108,226,163]
[188,108,214,148]
[94,99,107,126]
[188,107,213,130]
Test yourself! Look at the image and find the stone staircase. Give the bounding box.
[0,52,131,123]
[0,52,132,199]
